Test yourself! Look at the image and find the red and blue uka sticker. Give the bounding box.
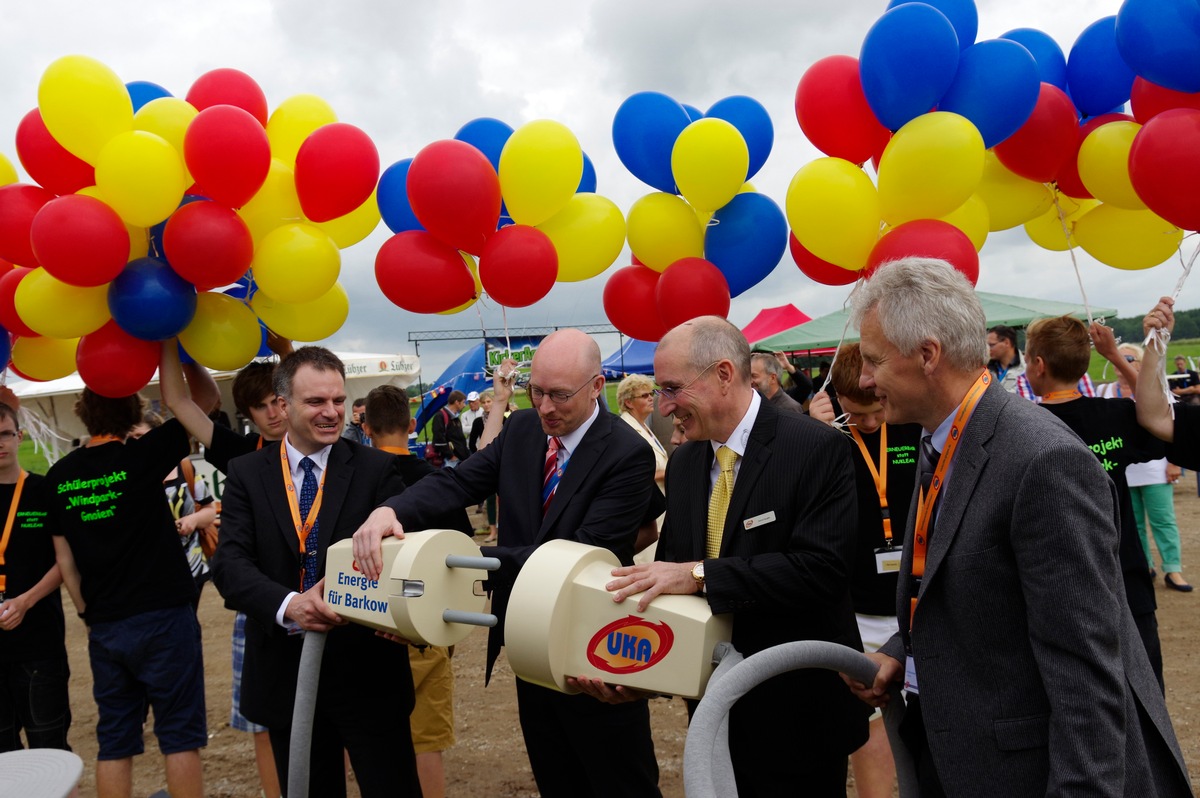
[586,616,674,674]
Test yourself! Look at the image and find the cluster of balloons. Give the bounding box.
[787,0,1200,289]
[373,117,624,316]
[0,56,379,396]
[602,91,786,342]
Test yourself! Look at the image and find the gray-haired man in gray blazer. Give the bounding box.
[843,257,1191,797]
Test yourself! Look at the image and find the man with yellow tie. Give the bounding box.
[600,315,868,797]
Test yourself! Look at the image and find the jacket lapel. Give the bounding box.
[261,447,300,558]
[316,440,353,559]
[539,409,611,540]
[719,407,775,556]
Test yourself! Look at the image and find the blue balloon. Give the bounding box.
[125,81,172,113]
[1000,28,1068,89]
[178,342,196,366]
[683,104,705,123]
[377,159,425,234]
[454,117,513,173]
[703,193,788,298]
[255,322,272,357]
[0,324,10,370]
[108,258,198,341]
[1067,16,1136,117]
[887,0,977,49]
[939,40,1040,148]
[861,3,961,131]
[705,95,774,180]
[1116,0,1200,94]
[577,153,597,194]
[612,92,691,193]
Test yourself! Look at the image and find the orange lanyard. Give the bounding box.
[910,371,990,630]
[90,434,122,446]
[0,471,28,593]
[849,424,892,544]
[257,436,264,451]
[279,444,326,556]
[378,445,411,456]
[1042,389,1081,402]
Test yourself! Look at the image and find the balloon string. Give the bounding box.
[817,277,865,395]
[1052,190,1095,329]
[1143,238,1200,412]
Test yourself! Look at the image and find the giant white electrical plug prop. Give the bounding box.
[505,540,733,699]
[323,529,499,646]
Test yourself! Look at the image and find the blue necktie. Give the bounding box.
[299,457,320,591]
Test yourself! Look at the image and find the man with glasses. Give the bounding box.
[353,328,663,797]
[588,315,867,797]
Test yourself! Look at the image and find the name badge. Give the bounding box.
[904,655,919,695]
[875,547,902,574]
[743,510,776,530]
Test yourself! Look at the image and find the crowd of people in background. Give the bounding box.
[0,256,1196,796]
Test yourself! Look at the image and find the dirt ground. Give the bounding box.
[59,490,1200,797]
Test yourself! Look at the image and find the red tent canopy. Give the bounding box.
[741,304,812,345]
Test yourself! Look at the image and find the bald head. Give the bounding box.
[659,316,752,384]
[529,329,604,437]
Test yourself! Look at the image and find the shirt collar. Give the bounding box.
[711,389,760,459]
[551,400,601,457]
[927,407,957,454]
[284,434,332,477]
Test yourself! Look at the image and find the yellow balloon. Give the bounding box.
[786,157,880,271]
[938,194,989,252]
[878,112,985,225]
[37,56,133,165]
[739,182,757,194]
[671,118,749,214]
[251,223,340,304]
[252,283,349,341]
[314,190,381,249]
[178,293,261,371]
[95,131,186,228]
[11,335,79,381]
[537,194,626,282]
[0,153,17,186]
[1077,121,1145,210]
[239,159,304,244]
[976,151,1053,230]
[76,185,149,262]
[1024,195,1099,251]
[499,120,583,226]
[134,97,198,184]
[14,268,110,338]
[266,95,337,167]
[1075,205,1182,270]
[627,193,704,272]
[439,254,481,314]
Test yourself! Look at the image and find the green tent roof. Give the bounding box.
[754,291,1118,353]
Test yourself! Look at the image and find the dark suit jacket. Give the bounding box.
[657,401,868,768]
[211,438,414,728]
[383,405,656,678]
[432,408,470,462]
[880,381,1191,797]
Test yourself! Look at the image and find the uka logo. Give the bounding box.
[586,616,675,675]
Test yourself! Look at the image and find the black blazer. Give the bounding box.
[212,438,414,728]
[384,405,657,677]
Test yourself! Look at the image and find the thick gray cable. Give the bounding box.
[288,629,328,798]
[683,641,914,798]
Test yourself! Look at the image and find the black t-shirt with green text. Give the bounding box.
[47,420,196,624]
[0,474,66,662]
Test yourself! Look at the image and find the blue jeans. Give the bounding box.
[0,657,72,752]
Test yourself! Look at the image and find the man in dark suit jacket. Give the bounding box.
[845,258,1191,797]
[353,329,661,797]
[598,315,868,797]
[211,347,420,798]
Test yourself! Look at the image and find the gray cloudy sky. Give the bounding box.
[0,0,1170,380]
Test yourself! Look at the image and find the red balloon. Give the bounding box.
[184,105,271,208]
[655,258,731,330]
[1130,77,1200,125]
[478,225,557,308]
[603,265,667,343]
[789,233,861,286]
[15,109,95,195]
[407,140,501,256]
[1054,113,1134,198]
[0,184,55,267]
[375,231,476,313]
[185,68,268,126]
[0,268,38,337]
[795,55,891,165]
[163,201,253,290]
[77,321,161,398]
[1129,108,1200,231]
[295,123,380,223]
[864,220,979,285]
[30,195,130,287]
[994,84,1079,183]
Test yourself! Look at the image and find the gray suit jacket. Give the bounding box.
[880,381,1190,797]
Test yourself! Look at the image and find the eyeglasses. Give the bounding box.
[0,431,17,442]
[653,361,721,401]
[632,392,653,400]
[527,374,599,405]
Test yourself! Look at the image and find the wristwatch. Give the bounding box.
[690,561,705,591]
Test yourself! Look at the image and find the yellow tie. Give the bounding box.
[706,446,738,559]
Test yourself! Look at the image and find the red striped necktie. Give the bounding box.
[542,436,563,515]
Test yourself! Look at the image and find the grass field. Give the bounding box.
[17,438,51,475]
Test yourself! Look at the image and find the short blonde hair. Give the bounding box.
[617,374,655,411]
